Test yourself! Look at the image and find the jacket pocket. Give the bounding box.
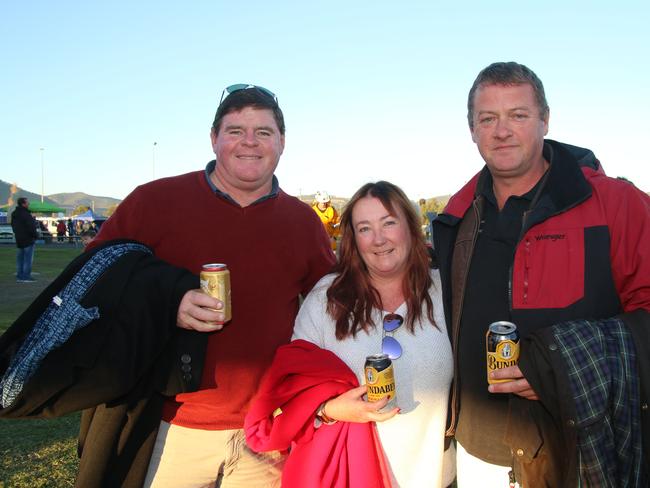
[512,228,584,309]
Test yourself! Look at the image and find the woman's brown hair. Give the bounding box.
[326,181,436,339]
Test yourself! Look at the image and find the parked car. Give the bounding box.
[0,224,15,244]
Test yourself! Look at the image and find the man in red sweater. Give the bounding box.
[91,85,336,487]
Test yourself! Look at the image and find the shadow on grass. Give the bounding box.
[0,414,79,487]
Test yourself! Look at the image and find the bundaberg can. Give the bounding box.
[364,353,396,412]
[486,321,519,384]
[199,263,232,323]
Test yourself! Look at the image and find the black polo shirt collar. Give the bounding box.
[475,158,550,209]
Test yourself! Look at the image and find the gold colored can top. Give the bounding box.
[202,263,228,272]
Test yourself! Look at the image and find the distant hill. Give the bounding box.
[0,179,121,216]
[47,192,121,215]
[0,179,61,209]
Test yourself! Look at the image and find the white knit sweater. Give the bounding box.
[292,270,455,487]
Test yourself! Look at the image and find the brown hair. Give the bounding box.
[326,181,436,339]
[212,87,285,136]
[467,61,549,129]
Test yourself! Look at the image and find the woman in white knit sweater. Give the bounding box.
[292,181,455,487]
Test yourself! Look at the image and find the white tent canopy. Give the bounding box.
[71,209,99,221]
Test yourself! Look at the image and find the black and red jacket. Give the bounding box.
[432,139,650,484]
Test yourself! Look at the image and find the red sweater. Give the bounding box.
[91,168,335,429]
[245,340,392,488]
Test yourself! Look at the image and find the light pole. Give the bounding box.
[40,147,45,202]
[152,142,157,180]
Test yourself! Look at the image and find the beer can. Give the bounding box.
[364,353,397,412]
[486,321,520,384]
[199,263,232,323]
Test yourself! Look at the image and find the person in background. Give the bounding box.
[56,220,67,242]
[80,229,96,247]
[90,84,335,487]
[67,219,75,244]
[311,190,340,250]
[10,197,38,283]
[246,181,455,487]
[418,198,431,240]
[433,61,650,486]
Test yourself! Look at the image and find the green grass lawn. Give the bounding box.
[0,244,82,487]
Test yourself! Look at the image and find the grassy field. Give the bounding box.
[0,244,82,487]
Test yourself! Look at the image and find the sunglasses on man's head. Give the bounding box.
[382,313,404,360]
[219,84,278,105]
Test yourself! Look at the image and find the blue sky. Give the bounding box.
[2,1,649,202]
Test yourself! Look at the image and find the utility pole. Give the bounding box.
[152,142,157,180]
[40,147,45,202]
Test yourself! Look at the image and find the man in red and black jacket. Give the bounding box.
[432,62,650,487]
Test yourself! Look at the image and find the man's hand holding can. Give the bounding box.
[176,289,227,332]
[488,365,539,400]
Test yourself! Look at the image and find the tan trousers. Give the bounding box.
[143,421,286,488]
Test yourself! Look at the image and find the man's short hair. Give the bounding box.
[17,197,28,207]
[212,87,285,136]
[467,61,549,129]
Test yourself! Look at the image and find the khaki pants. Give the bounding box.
[144,421,286,488]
